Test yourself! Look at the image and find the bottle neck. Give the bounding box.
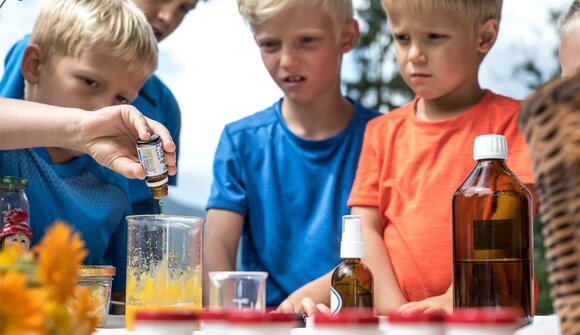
[477,158,505,163]
[476,159,507,168]
[342,258,361,263]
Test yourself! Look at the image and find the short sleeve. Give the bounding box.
[347,122,380,207]
[206,128,248,215]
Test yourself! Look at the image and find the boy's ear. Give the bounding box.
[340,19,360,52]
[21,44,44,84]
[477,18,499,54]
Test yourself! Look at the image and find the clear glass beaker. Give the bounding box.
[208,271,268,311]
[125,215,204,330]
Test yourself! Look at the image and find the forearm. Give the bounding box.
[286,270,334,306]
[202,209,244,306]
[0,98,83,150]
[351,206,408,314]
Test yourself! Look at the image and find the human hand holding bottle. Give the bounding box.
[75,104,177,179]
[0,98,177,179]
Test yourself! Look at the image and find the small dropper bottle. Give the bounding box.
[136,134,169,199]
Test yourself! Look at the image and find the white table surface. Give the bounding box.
[95,314,561,334]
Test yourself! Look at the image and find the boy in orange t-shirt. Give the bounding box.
[278,0,536,316]
[346,0,535,314]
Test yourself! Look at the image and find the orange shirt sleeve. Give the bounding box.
[348,116,382,209]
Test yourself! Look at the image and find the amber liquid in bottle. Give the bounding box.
[452,159,533,324]
[331,258,374,313]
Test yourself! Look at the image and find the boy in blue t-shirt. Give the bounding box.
[0,0,158,295]
[203,0,381,307]
[0,0,203,215]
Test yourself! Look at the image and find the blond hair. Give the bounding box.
[237,0,353,31]
[382,0,502,26]
[561,0,580,34]
[30,0,157,72]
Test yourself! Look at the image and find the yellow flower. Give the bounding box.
[0,271,46,335]
[0,244,24,267]
[34,221,88,304]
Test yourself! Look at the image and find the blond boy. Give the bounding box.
[0,0,157,295]
[283,0,536,315]
[203,0,381,306]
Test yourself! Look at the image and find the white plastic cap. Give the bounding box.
[340,215,364,259]
[473,134,508,161]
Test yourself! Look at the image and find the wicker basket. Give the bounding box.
[518,73,580,335]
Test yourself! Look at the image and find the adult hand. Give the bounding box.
[74,104,177,179]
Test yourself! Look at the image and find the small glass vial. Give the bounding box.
[77,265,115,328]
[0,176,31,249]
[388,310,445,335]
[314,311,380,335]
[446,308,520,335]
[136,135,169,199]
[0,176,29,222]
[134,310,198,335]
[227,311,296,335]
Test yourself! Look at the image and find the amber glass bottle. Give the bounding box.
[136,134,169,200]
[330,215,373,314]
[452,135,533,324]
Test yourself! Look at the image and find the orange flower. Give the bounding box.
[0,271,46,335]
[34,221,88,304]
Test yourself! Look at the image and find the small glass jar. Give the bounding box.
[446,308,520,335]
[227,311,296,335]
[388,310,445,335]
[0,176,29,224]
[77,265,115,327]
[313,311,380,335]
[134,310,199,334]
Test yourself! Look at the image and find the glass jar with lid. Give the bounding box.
[0,176,30,228]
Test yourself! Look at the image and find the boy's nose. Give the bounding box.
[158,6,177,27]
[280,48,299,69]
[408,44,427,64]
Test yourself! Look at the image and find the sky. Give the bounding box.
[0,0,571,211]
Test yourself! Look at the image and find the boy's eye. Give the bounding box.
[84,78,98,87]
[179,4,193,14]
[299,36,316,44]
[116,95,129,104]
[258,40,281,51]
[428,33,447,39]
[394,34,410,42]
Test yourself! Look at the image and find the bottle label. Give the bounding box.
[137,142,167,177]
[330,286,342,314]
[473,219,516,250]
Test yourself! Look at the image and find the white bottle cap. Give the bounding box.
[473,134,508,161]
[340,215,364,259]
